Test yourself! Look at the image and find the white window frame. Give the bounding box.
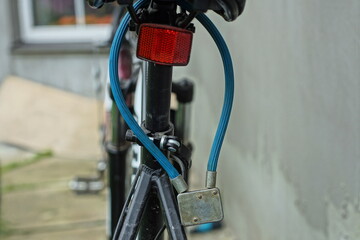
[18,0,112,44]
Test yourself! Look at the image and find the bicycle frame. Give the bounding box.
[104,1,190,239]
[116,1,187,239]
[84,0,242,238]
[106,0,239,238]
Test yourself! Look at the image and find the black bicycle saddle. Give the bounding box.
[214,0,246,21]
[191,0,246,21]
[88,0,246,22]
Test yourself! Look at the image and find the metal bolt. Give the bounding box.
[193,217,199,222]
[212,190,218,195]
[168,147,176,152]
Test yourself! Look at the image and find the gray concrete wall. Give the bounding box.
[181,0,359,239]
[1,0,359,239]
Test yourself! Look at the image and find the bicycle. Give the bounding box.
[88,0,246,239]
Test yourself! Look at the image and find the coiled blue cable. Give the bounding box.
[109,0,234,178]
[178,1,235,172]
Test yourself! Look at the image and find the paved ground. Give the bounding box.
[1,152,107,240]
[0,76,236,240]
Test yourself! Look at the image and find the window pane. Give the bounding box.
[33,0,76,26]
[84,1,114,25]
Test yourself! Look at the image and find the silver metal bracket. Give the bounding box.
[177,188,224,226]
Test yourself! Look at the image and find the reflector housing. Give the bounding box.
[137,24,193,66]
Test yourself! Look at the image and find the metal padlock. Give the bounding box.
[177,187,224,226]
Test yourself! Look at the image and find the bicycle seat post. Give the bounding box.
[137,1,179,239]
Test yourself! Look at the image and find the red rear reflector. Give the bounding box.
[137,24,193,66]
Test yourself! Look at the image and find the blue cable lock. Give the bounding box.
[109,0,234,191]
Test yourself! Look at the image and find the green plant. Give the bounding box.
[0,150,53,174]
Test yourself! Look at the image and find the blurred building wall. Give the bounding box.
[10,54,108,97]
[185,0,359,239]
[0,1,11,83]
[0,0,109,97]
